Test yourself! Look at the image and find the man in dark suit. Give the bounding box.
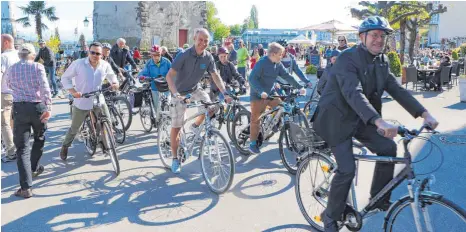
[313,16,439,232]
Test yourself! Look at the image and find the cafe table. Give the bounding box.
[417,67,438,90]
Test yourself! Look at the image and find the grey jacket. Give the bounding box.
[313,45,426,146]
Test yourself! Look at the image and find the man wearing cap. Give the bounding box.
[166,28,232,174]
[210,47,245,100]
[138,45,172,121]
[5,43,52,198]
[35,39,58,98]
[1,34,19,162]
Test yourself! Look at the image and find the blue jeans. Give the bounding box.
[237,67,246,80]
[46,66,58,95]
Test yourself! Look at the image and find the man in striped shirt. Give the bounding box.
[5,43,52,198]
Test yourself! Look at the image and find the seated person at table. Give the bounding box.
[428,56,451,91]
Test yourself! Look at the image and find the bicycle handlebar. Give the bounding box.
[377,124,438,138]
[80,87,114,98]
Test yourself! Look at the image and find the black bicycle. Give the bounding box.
[295,124,466,231]
[78,88,121,175]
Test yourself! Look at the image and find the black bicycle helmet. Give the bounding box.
[358,16,394,34]
[276,39,288,48]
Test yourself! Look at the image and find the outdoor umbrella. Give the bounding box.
[301,19,358,44]
[288,34,314,45]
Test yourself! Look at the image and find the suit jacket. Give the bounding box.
[313,45,426,146]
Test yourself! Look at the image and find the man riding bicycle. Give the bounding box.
[138,45,172,121]
[210,47,246,100]
[165,28,232,174]
[248,42,307,155]
[312,16,439,232]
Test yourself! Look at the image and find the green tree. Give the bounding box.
[15,1,59,39]
[250,5,259,29]
[241,17,250,34]
[229,24,242,36]
[206,2,220,32]
[214,23,230,41]
[387,51,401,77]
[46,35,61,53]
[54,27,60,41]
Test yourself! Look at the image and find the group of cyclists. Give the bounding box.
[9,15,464,232]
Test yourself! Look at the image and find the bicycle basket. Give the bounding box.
[133,90,143,108]
[153,77,169,92]
[288,122,326,148]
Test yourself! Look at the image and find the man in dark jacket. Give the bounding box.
[313,16,439,232]
[429,55,451,91]
[35,39,58,98]
[110,38,138,71]
[210,47,245,100]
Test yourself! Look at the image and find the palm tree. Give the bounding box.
[15,1,59,39]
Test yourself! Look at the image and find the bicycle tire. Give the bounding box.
[157,113,172,169]
[384,194,466,232]
[110,106,126,144]
[102,121,120,176]
[295,152,336,231]
[227,104,247,142]
[303,99,319,123]
[231,109,252,155]
[112,95,132,131]
[278,111,309,175]
[200,129,235,194]
[139,98,153,132]
[82,115,97,156]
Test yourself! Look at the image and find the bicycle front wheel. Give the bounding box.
[200,129,235,194]
[102,122,120,176]
[226,104,247,142]
[295,152,336,231]
[113,95,132,131]
[82,115,97,156]
[157,115,173,169]
[139,98,153,132]
[384,194,466,232]
[231,109,252,155]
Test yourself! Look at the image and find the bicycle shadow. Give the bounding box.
[1,165,220,231]
[262,224,317,232]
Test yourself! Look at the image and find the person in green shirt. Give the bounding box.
[236,39,250,80]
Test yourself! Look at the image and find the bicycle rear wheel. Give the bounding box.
[139,98,153,132]
[295,152,336,231]
[200,129,235,194]
[82,115,97,156]
[226,104,247,142]
[384,194,466,232]
[102,122,120,175]
[157,115,172,169]
[110,107,126,144]
[279,119,310,175]
[113,95,132,131]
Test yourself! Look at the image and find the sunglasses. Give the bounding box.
[90,51,102,56]
[338,40,345,42]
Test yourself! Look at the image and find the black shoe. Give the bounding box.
[1,154,17,163]
[52,93,58,98]
[321,212,339,232]
[32,165,44,178]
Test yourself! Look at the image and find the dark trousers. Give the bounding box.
[325,123,397,221]
[13,102,47,190]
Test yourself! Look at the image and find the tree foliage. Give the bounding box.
[54,27,60,41]
[206,2,230,41]
[16,1,59,39]
[250,5,259,29]
[79,33,86,48]
[229,24,242,36]
[214,23,230,41]
[387,51,401,77]
[46,35,61,53]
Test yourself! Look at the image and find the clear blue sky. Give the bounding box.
[10,0,361,42]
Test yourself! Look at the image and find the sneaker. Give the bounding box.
[1,154,16,163]
[248,143,261,155]
[14,188,33,198]
[321,212,339,232]
[52,93,58,98]
[32,165,44,178]
[171,159,181,174]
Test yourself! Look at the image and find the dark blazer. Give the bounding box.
[34,46,56,67]
[110,44,137,69]
[313,45,426,146]
[317,64,333,95]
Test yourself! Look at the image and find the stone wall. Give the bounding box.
[93,1,207,50]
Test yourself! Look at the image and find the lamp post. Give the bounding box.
[83,16,93,27]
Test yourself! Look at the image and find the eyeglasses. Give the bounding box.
[89,51,102,56]
[367,32,388,40]
[338,40,345,42]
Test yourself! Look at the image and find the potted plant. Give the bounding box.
[387,51,402,85]
[460,75,466,102]
[305,64,318,80]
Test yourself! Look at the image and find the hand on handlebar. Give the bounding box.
[306,82,313,88]
[375,118,398,138]
[71,91,82,98]
[422,112,439,130]
[299,88,307,96]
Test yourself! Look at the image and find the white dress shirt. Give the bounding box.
[61,57,118,110]
[1,49,20,94]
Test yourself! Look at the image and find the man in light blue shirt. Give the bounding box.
[59,42,119,161]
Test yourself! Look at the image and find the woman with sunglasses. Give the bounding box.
[138,45,172,121]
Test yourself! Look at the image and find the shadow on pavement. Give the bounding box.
[262,224,317,232]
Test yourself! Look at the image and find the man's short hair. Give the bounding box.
[267,42,285,55]
[116,38,126,44]
[89,42,102,50]
[194,28,210,39]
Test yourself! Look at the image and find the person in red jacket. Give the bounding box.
[133,47,142,64]
[250,47,260,69]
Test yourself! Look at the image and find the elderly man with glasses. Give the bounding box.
[59,42,119,161]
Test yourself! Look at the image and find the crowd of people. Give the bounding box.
[1,15,444,232]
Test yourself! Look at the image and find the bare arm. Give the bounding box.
[210,71,226,94]
[166,68,178,95]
